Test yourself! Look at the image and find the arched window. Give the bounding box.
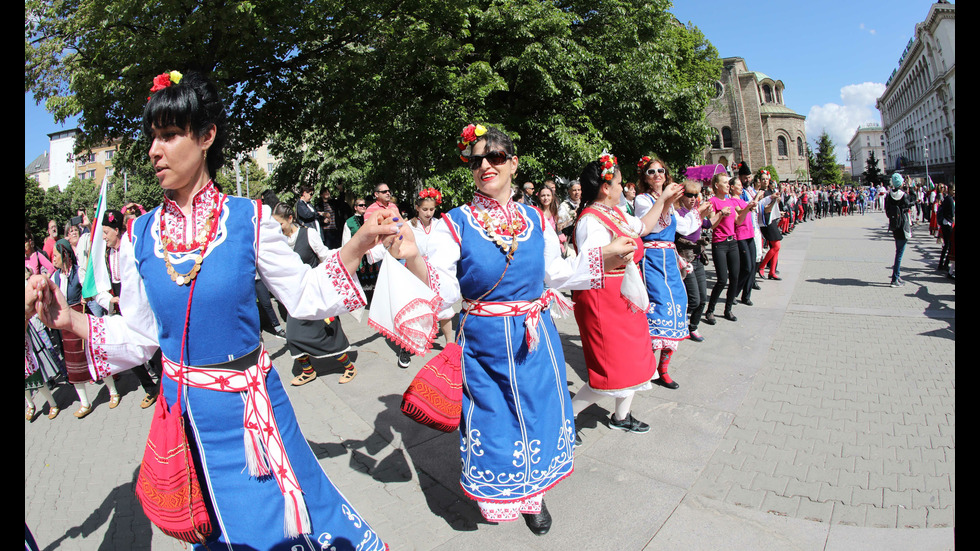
[722,127,733,148]
[763,84,774,103]
[797,137,804,156]
[777,136,788,157]
[710,128,721,149]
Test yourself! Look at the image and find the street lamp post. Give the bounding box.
[924,146,930,185]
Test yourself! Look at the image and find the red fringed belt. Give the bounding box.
[462,289,573,352]
[160,345,311,538]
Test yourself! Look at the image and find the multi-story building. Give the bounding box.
[847,124,887,183]
[74,140,121,185]
[47,129,80,191]
[875,0,954,185]
[703,57,809,182]
[26,151,51,189]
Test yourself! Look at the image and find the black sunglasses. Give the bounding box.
[683,192,699,198]
[466,150,512,170]
[376,189,391,194]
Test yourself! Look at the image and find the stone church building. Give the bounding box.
[702,57,808,182]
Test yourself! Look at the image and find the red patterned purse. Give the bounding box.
[135,383,213,543]
[400,343,463,432]
[134,277,213,544]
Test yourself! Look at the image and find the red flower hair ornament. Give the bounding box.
[418,187,443,205]
[457,123,487,162]
[146,70,183,101]
[599,151,618,182]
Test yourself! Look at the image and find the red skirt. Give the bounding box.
[572,271,656,392]
[63,303,91,384]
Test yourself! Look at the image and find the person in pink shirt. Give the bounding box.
[26,225,55,276]
[731,177,762,307]
[364,182,400,220]
[704,173,754,323]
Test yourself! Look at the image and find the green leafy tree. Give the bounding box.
[25,175,49,242]
[27,0,721,206]
[811,131,843,188]
[862,150,885,187]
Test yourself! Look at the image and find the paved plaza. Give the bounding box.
[25,210,954,550]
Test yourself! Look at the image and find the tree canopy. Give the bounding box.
[810,132,844,189]
[26,0,721,208]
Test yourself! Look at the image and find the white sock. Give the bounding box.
[613,393,635,421]
[36,385,56,408]
[103,375,119,396]
[74,383,91,407]
[571,385,602,416]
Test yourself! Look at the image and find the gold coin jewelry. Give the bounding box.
[159,204,219,286]
[478,211,522,257]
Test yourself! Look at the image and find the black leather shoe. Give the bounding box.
[703,312,716,325]
[723,311,737,322]
[752,283,761,290]
[574,431,582,447]
[523,501,552,535]
[767,274,782,280]
[740,298,753,306]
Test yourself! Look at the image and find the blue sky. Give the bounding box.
[24,1,946,167]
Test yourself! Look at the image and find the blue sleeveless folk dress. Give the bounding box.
[130,192,386,551]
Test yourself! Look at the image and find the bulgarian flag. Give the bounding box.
[82,174,111,299]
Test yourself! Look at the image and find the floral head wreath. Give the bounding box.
[760,169,770,178]
[418,187,443,205]
[636,155,652,172]
[457,123,487,162]
[599,151,618,182]
[146,70,183,101]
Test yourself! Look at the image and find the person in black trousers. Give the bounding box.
[937,185,954,271]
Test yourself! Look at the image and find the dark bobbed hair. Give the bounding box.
[142,71,227,177]
[472,126,516,157]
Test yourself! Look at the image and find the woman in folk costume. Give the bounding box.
[25,268,62,421]
[272,202,358,386]
[409,187,455,344]
[53,234,116,418]
[30,70,395,550]
[568,153,683,444]
[384,124,636,535]
[634,155,690,389]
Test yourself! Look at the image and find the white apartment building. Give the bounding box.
[875,0,954,185]
[847,124,887,183]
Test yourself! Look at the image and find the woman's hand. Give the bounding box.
[600,236,637,271]
[383,223,419,261]
[339,210,400,275]
[658,183,683,205]
[30,275,74,332]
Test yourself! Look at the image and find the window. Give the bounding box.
[713,81,724,99]
[763,85,773,103]
[797,138,804,156]
[104,149,115,162]
[777,136,788,157]
[710,128,721,149]
[722,127,733,148]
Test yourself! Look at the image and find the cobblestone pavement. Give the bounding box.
[25,210,954,550]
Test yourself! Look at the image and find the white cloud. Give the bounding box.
[806,82,886,164]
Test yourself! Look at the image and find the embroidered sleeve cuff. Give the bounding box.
[587,246,604,289]
[325,250,367,312]
[86,315,113,381]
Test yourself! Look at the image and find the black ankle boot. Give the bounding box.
[523,500,552,535]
